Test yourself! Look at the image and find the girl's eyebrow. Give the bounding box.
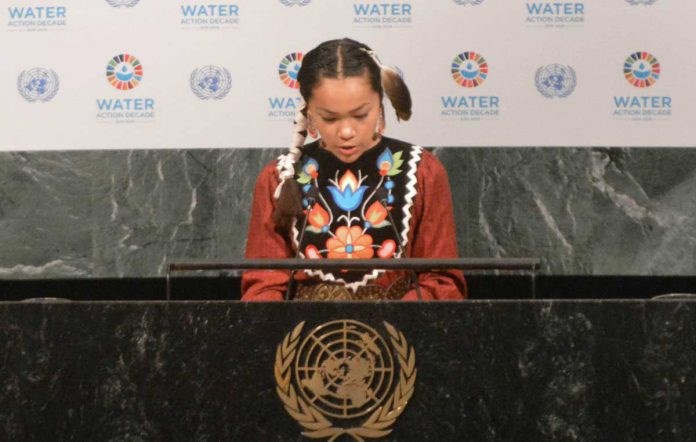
[316,103,371,115]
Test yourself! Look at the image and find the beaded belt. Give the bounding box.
[294,276,411,301]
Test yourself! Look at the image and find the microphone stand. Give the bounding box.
[285,195,315,300]
[382,199,424,300]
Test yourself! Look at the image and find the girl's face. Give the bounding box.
[307,73,383,163]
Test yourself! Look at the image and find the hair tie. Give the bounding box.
[361,48,385,70]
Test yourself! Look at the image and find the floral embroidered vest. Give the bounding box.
[292,137,423,291]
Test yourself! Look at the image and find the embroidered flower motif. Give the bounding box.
[377,239,396,258]
[363,201,389,229]
[328,170,368,212]
[304,245,322,259]
[377,150,392,176]
[307,203,330,232]
[297,157,319,184]
[376,148,404,177]
[303,158,319,177]
[326,226,374,259]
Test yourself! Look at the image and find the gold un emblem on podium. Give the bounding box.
[275,319,417,441]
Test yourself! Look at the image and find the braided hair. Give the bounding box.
[272,38,412,230]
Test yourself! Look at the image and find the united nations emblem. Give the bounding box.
[626,0,657,4]
[105,0,140,7]
[17,68,60,103]
[275,320,416,440]
[190,66,232,100]
[535,64,576,98]
[453,0,486,5]
[280,0,312,6]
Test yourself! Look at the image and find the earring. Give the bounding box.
[373,114,384,140]
[307,115,318,138]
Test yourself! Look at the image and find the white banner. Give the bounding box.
[2,0,695,150]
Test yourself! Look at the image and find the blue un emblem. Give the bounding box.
[625,0,657,5]
[279,0,312,5]
[453,0,485,5]
[535,64,576,98]
[190,66,232,100]
[105,0,140,7]
[17,68,60,102]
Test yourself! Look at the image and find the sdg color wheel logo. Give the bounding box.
[17,68,60,102]
[623,52,659,88]
[279,52,303,89]
[451,52,488,88]
[106,54,143,90]
[535,64,576,98]
[105,0,140,7]
[190,66,232,100]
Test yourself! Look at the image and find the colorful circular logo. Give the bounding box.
[278,52,303,89]
[623,51,660,88]
[451,52,488,87]
[106,54,143,90]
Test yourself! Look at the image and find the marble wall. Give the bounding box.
[2,147,696,278]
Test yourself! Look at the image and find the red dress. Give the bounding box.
[242,141,467,301]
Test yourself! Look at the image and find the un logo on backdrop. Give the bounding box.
[535,64,576,98]
[279,52,303,89]
[453,0,485,5]
[190,66,232,100]
[279,0,311,5]
[17,68,60,102]
[105,0,140,7]
[623,52,660,88]
[451,52,488,87]
[106,54,143,90]
[625,0,657,4]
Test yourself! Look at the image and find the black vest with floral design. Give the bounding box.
[292,137,423,291]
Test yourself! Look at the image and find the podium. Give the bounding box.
[1,300,695,440]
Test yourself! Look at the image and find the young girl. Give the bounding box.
[242,38,466,301]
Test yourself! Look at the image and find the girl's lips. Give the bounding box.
[339,146,357,154]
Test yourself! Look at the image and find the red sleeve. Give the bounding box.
[241,162,292,301]
[402,150,467,300]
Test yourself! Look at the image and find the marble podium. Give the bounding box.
[1,300,695,441]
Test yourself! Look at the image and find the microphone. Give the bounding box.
[305,185,320,203]
[373,187,390,206]
[376,191,423,300]
[285,186,318,300]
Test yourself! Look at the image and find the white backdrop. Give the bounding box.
[2,0,695,150]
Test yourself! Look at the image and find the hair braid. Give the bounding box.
[272,104,307,230]
[362,49,412,121]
